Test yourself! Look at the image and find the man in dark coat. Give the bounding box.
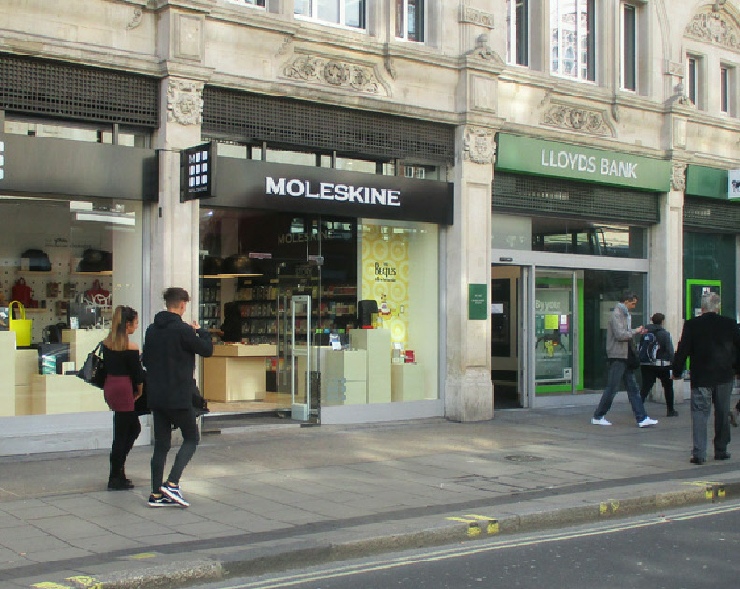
[639,312,678,417]
[143,287,213,507]
[672,292,740,465]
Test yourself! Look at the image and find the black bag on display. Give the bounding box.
[77,342,106,389]
[21,249,52,272]
[77,249,112,272]
[626,341,640,370]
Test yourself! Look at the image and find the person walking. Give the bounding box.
[592,292,658,428]
[142,287,213,507]
[102,305,145,490]
[639,312,678,417]
[672,292,740,465]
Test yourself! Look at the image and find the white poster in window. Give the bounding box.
[728,169,740,199]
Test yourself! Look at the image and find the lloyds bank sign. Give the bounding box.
[495,134,672,192]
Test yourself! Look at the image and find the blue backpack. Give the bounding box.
[638,332,659,364]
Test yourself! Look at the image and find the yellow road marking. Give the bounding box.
[447,515,499,536]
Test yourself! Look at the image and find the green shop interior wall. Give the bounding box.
[683,232,736,319]
[536,276,585,395]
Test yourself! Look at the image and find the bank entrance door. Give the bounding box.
[533,270,578,395]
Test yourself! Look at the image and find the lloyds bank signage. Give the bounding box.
[495,134,672,192]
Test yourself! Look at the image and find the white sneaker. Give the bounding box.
[638,417,658,428]
[591,417,612,426]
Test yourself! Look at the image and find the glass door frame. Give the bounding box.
[528,267,581,400]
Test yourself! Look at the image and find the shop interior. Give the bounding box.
[0,196,143,418]
[198,207,439,420]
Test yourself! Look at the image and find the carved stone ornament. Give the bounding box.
[126,7,143,30]
[685,6,740,52]
[463,127,496,165]
[166,80,204,126]
[671,163,687,192]
[542,103,612,136]
[467,33,504,63]
[459,6,495,28]
[282,54,388,96]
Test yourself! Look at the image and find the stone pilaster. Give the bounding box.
[444,125,494,422]
[147,76,204,325]
[646,163,685,403]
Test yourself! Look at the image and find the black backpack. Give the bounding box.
[638,331,660,364]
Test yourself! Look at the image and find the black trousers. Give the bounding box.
[110,411,141,477]
[639,365,675,412]
[151,407,199,493]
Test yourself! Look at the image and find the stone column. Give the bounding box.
[148,76,204,324]
[444,125,494,422]
[147,4,211,324]
[647,163,685,404]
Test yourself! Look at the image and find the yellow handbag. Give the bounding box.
[9,300,33,347]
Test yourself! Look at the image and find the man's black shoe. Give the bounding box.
[689,456,706,465]
[714,452,731,461]
[667,410,679,417]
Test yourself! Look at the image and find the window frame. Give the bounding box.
[294,0,367,30]
[620,3,636,91]
[720,64,733,115]
[507,0,529,67]
[396,0,425,43]
[550,0,596,82]
[686,54,704,109]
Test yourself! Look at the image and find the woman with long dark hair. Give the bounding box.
[102,305,145,490]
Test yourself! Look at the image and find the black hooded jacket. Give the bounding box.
[143,311,213,410]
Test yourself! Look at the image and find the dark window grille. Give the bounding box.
[202,87,454,163]
[492,172,659,225]
[684,197,740,233]
[0,54,158,127]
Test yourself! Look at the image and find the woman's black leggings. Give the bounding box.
[110,411,141,476]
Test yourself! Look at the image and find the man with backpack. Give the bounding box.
[639,313,678,417]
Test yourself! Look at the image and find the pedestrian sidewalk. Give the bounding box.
[1,401,739,589]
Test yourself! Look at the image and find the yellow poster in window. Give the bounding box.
[360,224,409,344]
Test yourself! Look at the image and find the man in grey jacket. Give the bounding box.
[592,292,658,428]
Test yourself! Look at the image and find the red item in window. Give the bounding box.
[404,350,415,363]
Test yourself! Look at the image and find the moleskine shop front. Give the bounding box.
[193,150,453,423]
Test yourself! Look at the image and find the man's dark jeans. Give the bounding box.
[151,406,199,493]
[594,358,648,423]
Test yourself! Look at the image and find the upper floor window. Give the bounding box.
[507,0,529,66]
[550,0,595,81]
[621,3,636,91]
[295,0,366,29]
[720,65,733,115]
[226,0,265,6]
[396,0,424,42]
[686,54,704,109]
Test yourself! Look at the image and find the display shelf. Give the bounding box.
[71,271,113,276]
[200,273,263,279]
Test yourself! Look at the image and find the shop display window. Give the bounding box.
[198,209,440,414]
[0,196,143,417]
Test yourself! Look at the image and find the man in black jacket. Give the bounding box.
[639,313,678,417]
[672,292,740,465]
[143,287,213,507]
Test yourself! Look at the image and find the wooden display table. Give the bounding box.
[202,344,277,402]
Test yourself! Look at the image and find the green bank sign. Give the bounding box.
[496,134,671,192]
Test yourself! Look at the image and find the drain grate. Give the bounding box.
[505,455,545,462]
